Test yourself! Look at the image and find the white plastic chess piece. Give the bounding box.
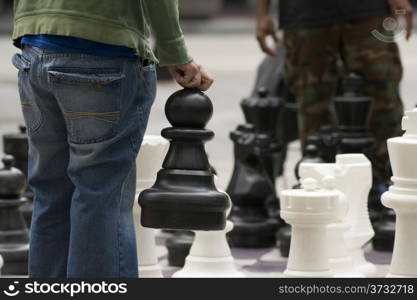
[382,109,417,277]
[299,154,376,276]
[134,135,168,278]
[323,177,363,277]
[173,183,243,278]
[0,254,3,276]
[280,177,344,278]
[172,220,244,278]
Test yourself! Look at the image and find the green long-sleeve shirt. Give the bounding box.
[12,0,192,66]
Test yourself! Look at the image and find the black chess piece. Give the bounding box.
[165,231,194,267]
[278,143,325,258]
[372,209,395,252]
[226,125,278,248]
[241,88,284,223]
[306,125,341,163]
[334,73,374,155]
[2,125,33,227]
[139,88,230,230]
[0,155,29,275]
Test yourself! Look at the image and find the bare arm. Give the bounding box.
[256,0,280,56]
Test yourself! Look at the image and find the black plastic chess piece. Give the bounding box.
[306,125,341,163]
[334,73,374,155]
[227,125,278,248]
[2,125,33,227]
[372,209,395,252]
[165,231,194,267]
[0,155,29,275]
[139,88,230,230]
[241,88,284,223]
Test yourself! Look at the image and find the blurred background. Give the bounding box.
[0,0,417,190]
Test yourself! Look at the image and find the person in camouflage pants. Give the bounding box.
[256,0,414,180]
[284,17,404,179]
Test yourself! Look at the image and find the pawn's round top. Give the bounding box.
[257,87,268,98]
[165,88,213,129]
[0,155,26,198]
[305,144,319,157]
[2,155,15,170]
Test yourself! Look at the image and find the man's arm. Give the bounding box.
[256,0,280,56]
[143,0,213,91]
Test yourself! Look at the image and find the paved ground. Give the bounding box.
[1,17,417,190]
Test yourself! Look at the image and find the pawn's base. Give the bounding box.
[228,219,278,248]
[284,269,332,278]
[166,231,194,267]
[138,265,163,278]
[1,246,29,275]
[172,256,244,278]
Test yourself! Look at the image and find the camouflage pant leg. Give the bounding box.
[283,25,341,150]
[341,16,404,179]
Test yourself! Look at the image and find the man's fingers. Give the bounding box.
[198,68,214,91]
[257,35,277,56]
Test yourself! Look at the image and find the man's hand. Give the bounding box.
[389,0,414,40]
[256,15,280,56]
[167,61,214,91]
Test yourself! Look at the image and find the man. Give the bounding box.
[256,0,413,180]
[12,0,213,278]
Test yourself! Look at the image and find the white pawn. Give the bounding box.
[172,219,244,278]
[382,109,417,277]
[0,254,3,276]
[300,154,376,276]
[280,177,344,278]
[173,182,243,278]
[134,135,168,278]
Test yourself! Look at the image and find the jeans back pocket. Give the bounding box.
[48,68,125,144]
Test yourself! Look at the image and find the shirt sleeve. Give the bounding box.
[143,0,193,66]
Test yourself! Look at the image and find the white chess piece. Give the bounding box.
[0,254,3,276]
[172,220,244,278]
[134,135,168,278]
[299,154,376,276]
[280,177,344,278]
[322,177,363,277]
[382,109,417,277]
[173,183,243,278]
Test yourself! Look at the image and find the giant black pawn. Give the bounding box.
[165,231,194,267]
[0,155,29,275]
[2,125,33,227]
[139,89,230,230]
[227,125,278,248]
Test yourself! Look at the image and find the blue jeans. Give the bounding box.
[12,46,156,278]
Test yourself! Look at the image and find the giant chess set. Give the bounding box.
[0,73,416,278]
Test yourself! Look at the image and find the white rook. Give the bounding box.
[280,177,344,278]
[382,109,417,277]
[299,154,376,276]
[134,135,168,278]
